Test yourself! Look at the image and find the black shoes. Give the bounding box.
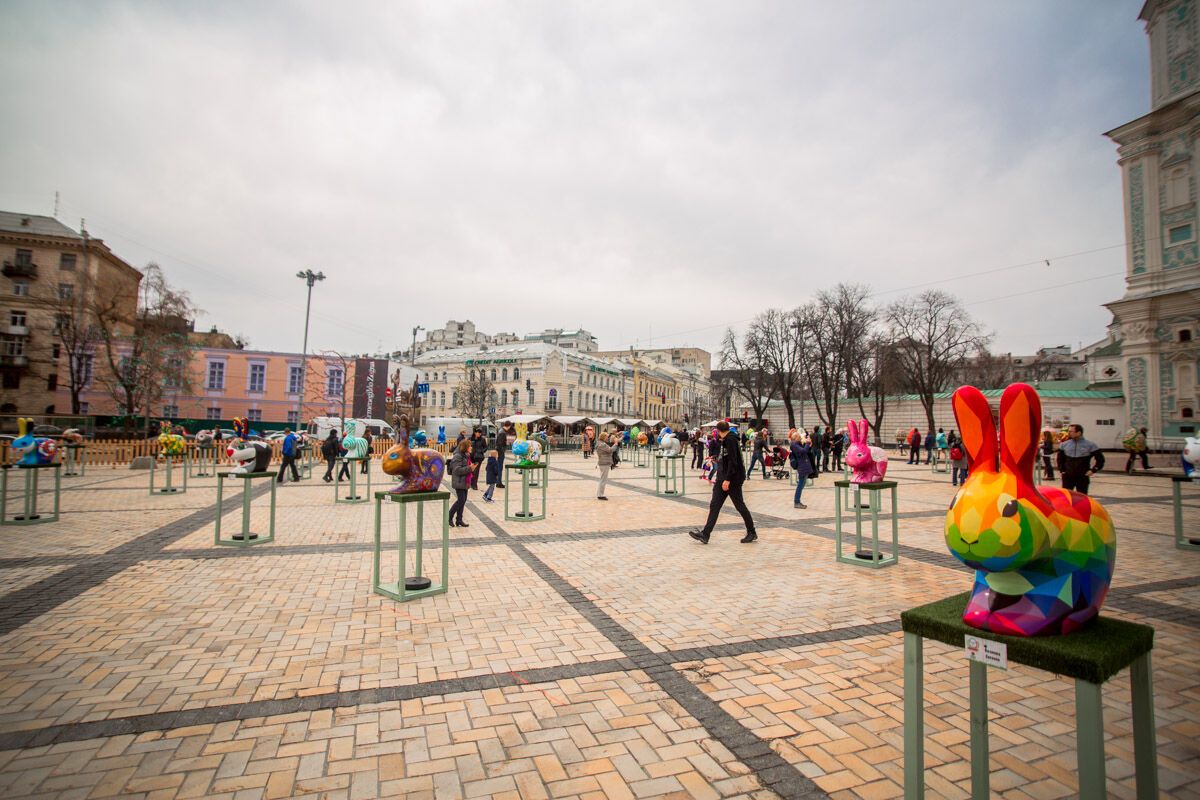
[741,531,758,543]
[688,530,709,544]
[457,521,469,528]
[597,496,608,501]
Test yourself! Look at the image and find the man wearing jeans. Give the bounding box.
[689,421,757,544]
[276,429,300,483]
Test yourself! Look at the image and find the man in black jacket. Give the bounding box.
[1057,424,1105,495]
[494,424,508,488]
[689,421,757,544]
[469,428,487,490]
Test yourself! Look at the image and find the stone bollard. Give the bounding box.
[130,456,155,470]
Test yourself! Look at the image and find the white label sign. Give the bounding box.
[965,635,1008,670]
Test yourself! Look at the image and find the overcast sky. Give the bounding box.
[0,1,1148,360]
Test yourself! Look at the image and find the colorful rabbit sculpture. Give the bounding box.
[11,418,57,466]
[227,441,271,474]
[1182,437,1200,478]
[381,414,445,493]
[341,420,370,460]
[195,429,215,447]
[946,384,1116,636]
[657,427,681,457]
[158,421,187,458]
[436,425,446,445]
[844,419,887,484]
[61,428,84,445]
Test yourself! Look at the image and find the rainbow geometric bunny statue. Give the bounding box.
[946,383,1116,636]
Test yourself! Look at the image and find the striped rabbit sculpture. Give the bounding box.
[946,384,1116,636]
[381,414,445,494]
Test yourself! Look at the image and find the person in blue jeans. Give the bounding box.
[483,449,500,502]
[746,431,768,479]
[789,432,815,509]
[277,429,300,483]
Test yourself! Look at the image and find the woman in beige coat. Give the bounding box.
[594,432,613,500]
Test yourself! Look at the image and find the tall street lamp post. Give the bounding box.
[410,325,424,421]
[295,269,326,429]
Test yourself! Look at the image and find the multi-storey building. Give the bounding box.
[0,212,141,416]
[522,328,598,352]
[593,346,712,378]
[1103,0,1200,443]
[396,320,519,360]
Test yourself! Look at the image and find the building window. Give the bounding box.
[3,336,25,356]
[288,365,303,394]
[568,389,573,407]
[1182,330,1193,343]
[59,253,76,271]
[79,401,88,414]
[528,388,535,406]
[206,407,221,421]
[207,361,225,390]
[501,389,508,406]
[47,373,57,390]
[287,410,299,425]
[52,344,60,360]
[513,368,520,380]
[548,388,557,410]
[1168,223,1194,245]
[247,408,262,422]
[2,372,19,389]
[14,249,33,267]
[12,281,27,297]
[327,367,344,396]
[58,283,74,300]
[163,404,179,417]
[248,363,266,393]
[1183,407,1194,419]
[10,310,26,327]
[502,368,508,381]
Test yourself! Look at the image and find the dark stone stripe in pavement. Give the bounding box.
[468,501,827,799]
[0,480,274,638]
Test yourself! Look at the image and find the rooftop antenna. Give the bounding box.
[53,191,59,218]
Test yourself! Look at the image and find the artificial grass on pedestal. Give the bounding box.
[900,593,1154,684]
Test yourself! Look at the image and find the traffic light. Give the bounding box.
[526,379,531,390]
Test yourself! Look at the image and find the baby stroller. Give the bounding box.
[769,445,791,480]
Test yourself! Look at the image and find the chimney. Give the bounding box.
[20,217,31,227]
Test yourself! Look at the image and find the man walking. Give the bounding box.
[746,429,767,479]
[689,421,757,544]
[277,429,300,483]
[494,423,508,488]
[360,429,372,475]
[1057,424,1105,495]
[1123,427,1150,473]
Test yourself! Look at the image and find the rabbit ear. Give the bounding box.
[951,385,997,473]
[846,420,860,443]
[999,383,1040,484]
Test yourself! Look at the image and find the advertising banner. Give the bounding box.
[353,358,389,419]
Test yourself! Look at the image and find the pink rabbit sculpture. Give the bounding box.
[845,419,888,483]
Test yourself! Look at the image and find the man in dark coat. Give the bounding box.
[469,428,487,490]
[494,424,508,488]
[689,421,757,544]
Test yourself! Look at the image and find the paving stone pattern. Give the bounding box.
[0,455,1197,798]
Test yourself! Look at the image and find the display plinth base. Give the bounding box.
[833,480,898,568]
[215,471,277,546]
[150,455,190,495]
[62,444,86,477]
[633,446,650,467]
[654,454,686,496]
[901,593,1157,799]
[189,446,218,478]
[930,451,948,474]
[373,490,450,602]
[1173,475,1200,550]
[335,457,371,503]
[504,463,547,521]
[0,463,62,525]
[298,446,314,480]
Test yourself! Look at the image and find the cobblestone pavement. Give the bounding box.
[0,453,1197,799]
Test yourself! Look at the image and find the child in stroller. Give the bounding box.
[768,444,791,480]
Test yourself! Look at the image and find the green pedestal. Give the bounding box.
[215,471,276,546]
[150,454,190,495]
[373,490,450,602]
[189,446,218,478]
[901,594,1158,799]
[633,446,650,468]
[654,454,686,496]
[504,463,547,521]
[61,444,86,477]
[335,457,371,503]
[1174,475,1200,550]
[0,463,62,525]
[930,450,949,474]
[833,480,898,568]
[525,447,549,488]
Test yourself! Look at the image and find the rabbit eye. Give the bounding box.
[1002,499,1019,517]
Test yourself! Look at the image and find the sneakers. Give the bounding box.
[794,502,807,509]
[740,531,758,543]
[688,530,709,544]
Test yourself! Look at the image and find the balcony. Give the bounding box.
[2,261,37,279]
[0,354,29,367]
[6,325,28,336]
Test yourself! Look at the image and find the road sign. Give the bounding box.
[417,383,429,394]
[489,407,496,415]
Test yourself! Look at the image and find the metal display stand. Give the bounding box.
[61,444,86,477]
[334,456,370,503]
[504,463,547,521]
[298,445,314,480]
[373,490,450,602]
[633,446,650,468]
[930,450,949,474]
[189,445,218,478]
[654,454,686,496]
[150,454,190,495]
[833,479,898,568]
[214,471,277,546]
[901,594,1157,800]
[0,463,62,525]
[1174,475,1200,550]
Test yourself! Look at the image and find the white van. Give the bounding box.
[420,416,498,441]
[307,417,396,441]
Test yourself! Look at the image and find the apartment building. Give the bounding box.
[0,212,141,415]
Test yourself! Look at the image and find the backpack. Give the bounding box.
[949,445,964,461]
[1121,428,1140,451]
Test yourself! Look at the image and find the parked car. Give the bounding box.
[32,425,63,436]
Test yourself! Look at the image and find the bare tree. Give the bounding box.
[93,264,198,434]
[885,290,990,431]
[309,350,353,425]
[453,368,495,423]
[749,309,804,428]
[850,334,902,446]
[797,283,874,429]
[959,347,1014,389]
[719,327,776,423]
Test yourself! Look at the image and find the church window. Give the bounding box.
[1168,223,1194,244]
[1181,329,1193,342]
[1182,407,1194,418]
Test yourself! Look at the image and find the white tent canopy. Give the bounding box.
[700,420,723,428]
[497,414,551,425]
[549,416,589,426]
[615,418,645,427]
[643,419,662,427]
[588,417,617,426]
